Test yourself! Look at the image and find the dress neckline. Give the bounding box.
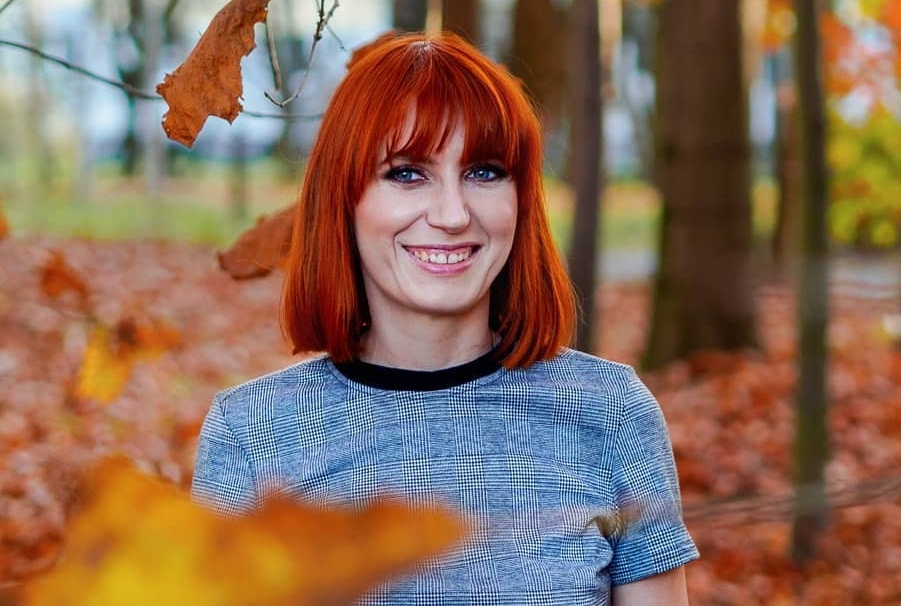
[333,349,501,391]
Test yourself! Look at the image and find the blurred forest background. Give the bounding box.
[1,0,901,604]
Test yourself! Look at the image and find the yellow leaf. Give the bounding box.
[859,0,886,20]
[72,324,135,404]
[22,458,468,606]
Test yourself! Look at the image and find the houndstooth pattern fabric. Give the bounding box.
[192,348,699,604]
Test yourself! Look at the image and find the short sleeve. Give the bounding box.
[191,394,260,516]
[607,369,699,585]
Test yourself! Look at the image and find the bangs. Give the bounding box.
[375,46,523,170]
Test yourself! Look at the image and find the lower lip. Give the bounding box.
[407,251,477,275]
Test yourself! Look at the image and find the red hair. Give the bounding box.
[281,32,575,368]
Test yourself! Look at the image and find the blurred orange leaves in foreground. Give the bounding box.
[13,458,467,606]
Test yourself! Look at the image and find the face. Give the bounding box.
[353,116,517,331]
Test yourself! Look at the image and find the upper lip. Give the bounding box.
[402,243,480,251]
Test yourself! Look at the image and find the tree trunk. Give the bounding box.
[24,6,57,189]
[790,0,830,563]
[393,0,428,32]
[642,0,757,370]
[141,1,165,196]
[441,0,480,44]
[566,0,603,354]
[508,0,569,139]
[771,79,803,282]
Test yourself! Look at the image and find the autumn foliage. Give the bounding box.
[2,235,900,604]
[1,0,900,603]
[18,458,466,606]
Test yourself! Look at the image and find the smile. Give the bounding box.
[406,246,477,265]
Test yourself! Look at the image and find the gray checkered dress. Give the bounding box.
[192,348,699,604]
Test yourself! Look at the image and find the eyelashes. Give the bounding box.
[383,165,425,184]
[381,162,509,184]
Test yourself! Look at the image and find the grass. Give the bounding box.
[3,159,299,246]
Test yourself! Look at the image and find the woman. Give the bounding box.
[192,32,698,604]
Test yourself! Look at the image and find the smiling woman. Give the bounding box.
[191,31,699,605]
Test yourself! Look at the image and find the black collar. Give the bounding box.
[334,349,501,392]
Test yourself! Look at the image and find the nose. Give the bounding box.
[426,182,470,232]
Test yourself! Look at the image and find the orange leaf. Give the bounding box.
[0,197,9,240]
[39,251,90,304]
[131,319,183,359]
[156,0,272,147]
[22,458,468,606]
[217,205,294,280]
[821,11,855,67]
[884,0,901,37]
[761,0,795,54]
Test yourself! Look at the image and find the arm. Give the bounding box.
[612,566,689,605]
[607,368,699,589]
[191,394,260,515]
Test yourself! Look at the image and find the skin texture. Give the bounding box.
[354,116,517,370]
[612,566,690,605]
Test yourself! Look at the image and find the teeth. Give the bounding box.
[412,249,471,264]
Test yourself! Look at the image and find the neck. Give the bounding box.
[359,315,496,371]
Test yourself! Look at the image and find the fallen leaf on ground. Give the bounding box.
[39,251,90,307]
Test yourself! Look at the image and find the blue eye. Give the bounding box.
[467,164,509,182]
[384,166,425,183]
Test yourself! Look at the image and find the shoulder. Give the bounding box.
[212,354,338,423]
[497,348,657,425]
[523,348,641,391]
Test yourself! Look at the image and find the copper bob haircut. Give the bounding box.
[281,31,576,368]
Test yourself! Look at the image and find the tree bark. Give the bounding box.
[441,0,480,45]
[790,0,831,563]
[566,0,603,354]
[393,0,428,32]
[642,0,757,370]
[508,0,569,136]
[772,79,803,282]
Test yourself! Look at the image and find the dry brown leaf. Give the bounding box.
[39,251,90,305]
[156,0,272,147]
[217,205,294,280]
[21,457,468,606]
[123,317,184,359]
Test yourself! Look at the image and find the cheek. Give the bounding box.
[485,194,518,240]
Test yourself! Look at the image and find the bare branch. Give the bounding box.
[0,38,323,122]
[264,0,340,108]
[264,15,284,92]
[0,0,19,17]
[683,473,901,527]
[0,39,155,99]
